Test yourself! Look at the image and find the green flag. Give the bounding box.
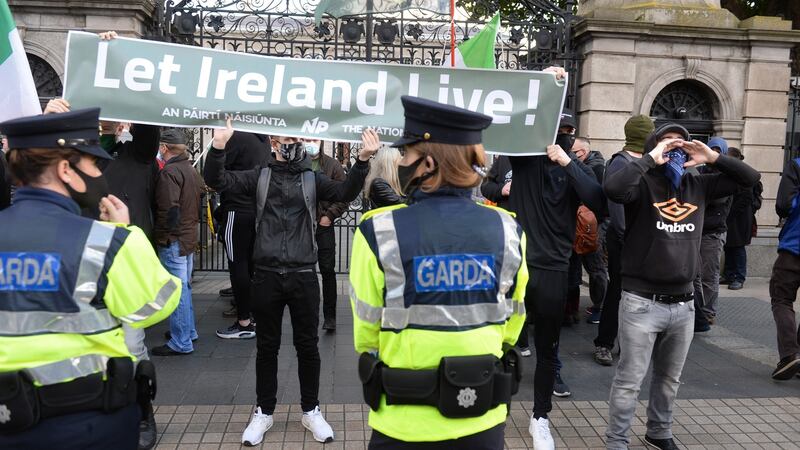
[0,0,41,120]
[453,13,499,69]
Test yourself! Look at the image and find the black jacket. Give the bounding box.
[101,124,160,240]
[604,153,760,295]
[314,153,348,224]
[699,166,733,235]
[218,131,270,214]
[509,153,605,271]
[368,178,404,209]
[582,151,606,184]
[481,156,513,210]
[203,148,368,272]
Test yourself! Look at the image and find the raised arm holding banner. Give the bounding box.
[63,31,567,155]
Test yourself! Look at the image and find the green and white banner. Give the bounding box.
[63,31,567,155]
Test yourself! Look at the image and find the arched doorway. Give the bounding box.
[650,80,717,142]
[26,54,63,108]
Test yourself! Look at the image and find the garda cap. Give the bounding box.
[0,108,112,160]
[391,96,493,148]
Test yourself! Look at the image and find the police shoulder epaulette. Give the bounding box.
[359,203,407,224]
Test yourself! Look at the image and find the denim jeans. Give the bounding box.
[158,241,197,353]
[723,246,747,283]
[606,291,694,450]
[693,232,725,318]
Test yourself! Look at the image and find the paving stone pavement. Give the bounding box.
[146,274,800,449]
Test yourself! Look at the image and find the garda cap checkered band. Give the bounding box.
[391,96,493,148]
[0,107,112,160]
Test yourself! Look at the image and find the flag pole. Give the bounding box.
[449,0,455,67]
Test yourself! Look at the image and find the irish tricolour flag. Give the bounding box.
[0,0,41,122]
[448,14,500,69]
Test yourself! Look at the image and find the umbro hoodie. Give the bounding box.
[603,132,760,295]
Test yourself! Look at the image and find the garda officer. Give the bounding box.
[350,96,528,449]
[0,108,181,449]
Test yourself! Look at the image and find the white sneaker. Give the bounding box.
[301,406,335,443]
[241,407,273,447]
[529,416,555,450]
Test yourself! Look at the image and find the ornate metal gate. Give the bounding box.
[162,0,579,273]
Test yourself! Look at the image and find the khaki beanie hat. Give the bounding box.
[622,114,655,154]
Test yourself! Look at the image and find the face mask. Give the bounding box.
[116,129,132,144]
[397,156,425,192]
[555,133,576,152]
[279,142,305,163]
[64,164,110,217]
[304,142,320,157]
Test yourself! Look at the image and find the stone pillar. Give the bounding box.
[9,0,156,85]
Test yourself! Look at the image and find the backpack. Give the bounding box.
[573,205,599,255]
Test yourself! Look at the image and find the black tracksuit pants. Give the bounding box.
[516,266,567,418]
[224,211,255,321]
[316,225,337,321]
[252,270,321,414]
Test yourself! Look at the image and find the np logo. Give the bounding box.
[414,254,496,293]
[0,404,10,424]
[300,117,329,134]
[457,388,477,408]
[653,198,698,222]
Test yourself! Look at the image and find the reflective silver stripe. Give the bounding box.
[26,354,109,386]
[119,280,178,324]
[510,297,526,316]
[494,210,524,316]
[382,301,511,330]
[350,286,382,324]
[0,309,119,336]
[372,212,406,309]
[73,222,116,305]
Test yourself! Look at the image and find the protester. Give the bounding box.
[692,137,733,329]
[204,120,378,446]
[349,95,527,450]
[566,136,607,325]
[150,129,204,356]
[769,154,800,380]
[481,155,512,210]
[214,131,270,337]
[508,66,605,450]
[0,108,180,450]
[308,139,348,331]
[603,124,760,450]
[722,147,762,290]
[0,135,11,210]
[592,114,654,367]
[364,146,405,208]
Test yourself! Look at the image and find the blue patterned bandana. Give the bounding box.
[664,149,687,190]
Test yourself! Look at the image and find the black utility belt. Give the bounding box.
[358,349,523,419]
[0,357,138,434]
[628,290,693,304]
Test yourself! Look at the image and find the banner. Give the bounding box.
[63,31,567,155]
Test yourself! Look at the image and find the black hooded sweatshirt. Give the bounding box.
[603,125,760,295]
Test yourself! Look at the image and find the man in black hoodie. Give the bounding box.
[603,124,760,450]
[204,121,378,446]
[481,155,513,211]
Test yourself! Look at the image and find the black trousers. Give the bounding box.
[515,266,567,418]
[316,225,338,321]
[224,210,256,321]
[0,404,140,450]
[770,251,800,358]
[369,423,505,450]
[251,270,321,414]
[595,234,622,350]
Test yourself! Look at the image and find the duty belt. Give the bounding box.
[628,290,694,304]
[358,349,523,419]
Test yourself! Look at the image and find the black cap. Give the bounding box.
[559,109,577,130]
[391,96,493,148]
[0,108,111,160]
[160,128,187,145]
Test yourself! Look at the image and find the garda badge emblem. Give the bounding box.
[0,404,11,424]
[414,254,496,293]
[457,387,477,408]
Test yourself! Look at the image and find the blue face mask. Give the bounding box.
[304,142,320,157]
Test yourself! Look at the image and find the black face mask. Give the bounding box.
[555,133,576,152]
[279,142,305,163]
[64,164,109,217]
[397,157,425,193]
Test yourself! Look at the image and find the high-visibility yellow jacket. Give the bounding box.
[0,188,180,387]
[349,189,528,442]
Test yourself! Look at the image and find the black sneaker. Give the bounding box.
[772,354,800,380]
[553,372,571,397]
[216,321,256,339]
[728,280,744,290]
[322,318,336,331]
[644,435,678,450]
[719,277,733,285]
[594,346,613,366]
[219,287,234,297]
